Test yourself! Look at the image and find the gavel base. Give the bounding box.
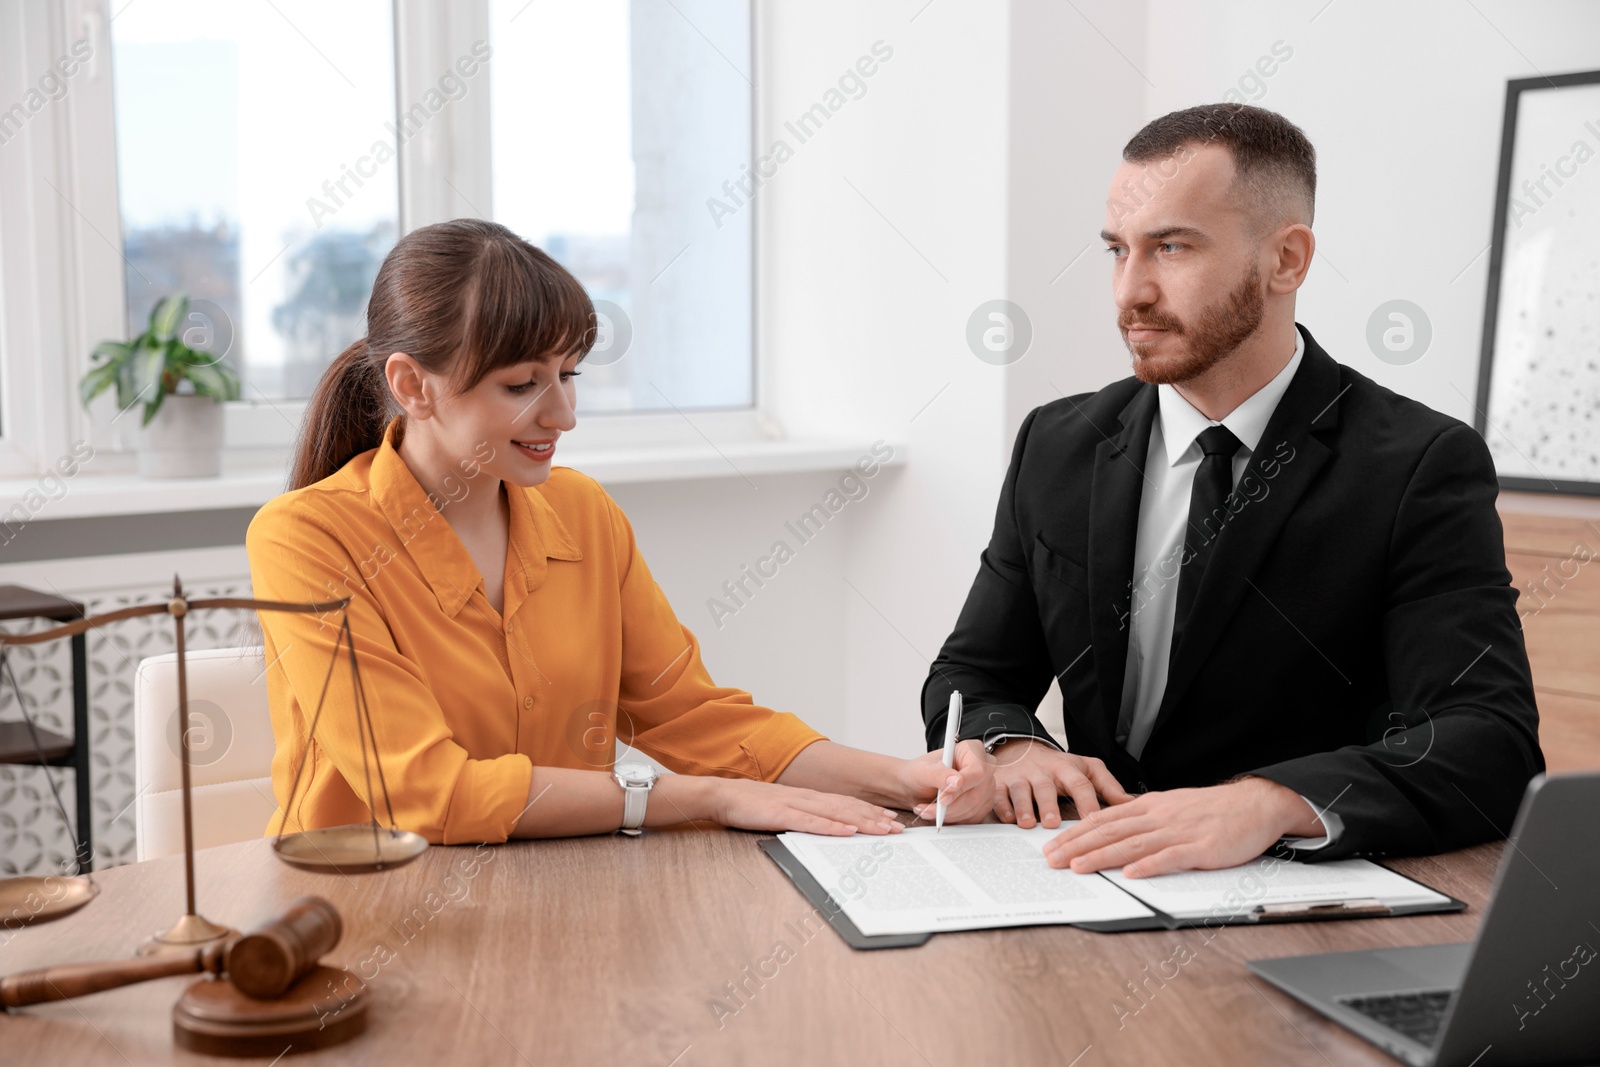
[172,964,369,1058]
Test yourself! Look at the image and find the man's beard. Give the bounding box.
[1122,263,1266,385]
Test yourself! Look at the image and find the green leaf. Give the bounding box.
[181,361,230,400]
[132,341,167,405]
[79,360,119,408]
[149,295,189,341]
[89,340,133,367]
[113,360,137,412]
[216,358,242,401]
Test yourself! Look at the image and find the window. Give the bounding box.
[487,0,754,415]
[111,1,399,405]
[0,0,760,479]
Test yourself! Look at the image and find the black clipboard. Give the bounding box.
[758,839,931,949]
[760,838,1466,949]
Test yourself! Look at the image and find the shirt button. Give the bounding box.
[507,620,514,633]
[523,696,534,710]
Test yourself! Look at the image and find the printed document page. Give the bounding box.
[776,824,1155,936]
[1100,857,1452,920]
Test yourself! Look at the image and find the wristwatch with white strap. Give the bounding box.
[612,761,658,836]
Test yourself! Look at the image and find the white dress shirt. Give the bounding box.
[1117,329,1304,758]
[1112,326,1339,848]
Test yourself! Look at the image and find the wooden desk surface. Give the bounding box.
[1,827,1503,1066]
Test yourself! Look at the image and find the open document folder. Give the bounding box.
[763,824,1462,948]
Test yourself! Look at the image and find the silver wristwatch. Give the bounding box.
[612,761,658,836]
[982,732,1066,755]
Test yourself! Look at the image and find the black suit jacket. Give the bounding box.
[922,322,1543,861]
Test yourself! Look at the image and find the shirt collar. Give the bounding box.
[368,414,582,618]
[1156,323,1305,467]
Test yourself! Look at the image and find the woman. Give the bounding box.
[246,218,991,843]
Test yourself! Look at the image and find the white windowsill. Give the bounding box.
[1,438,905,521]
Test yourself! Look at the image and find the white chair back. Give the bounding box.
[132,645,278,861]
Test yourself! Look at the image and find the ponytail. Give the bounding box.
[287,338,395,492]
[249,338,392,659]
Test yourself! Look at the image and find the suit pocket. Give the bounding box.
[1033,534,1090,597]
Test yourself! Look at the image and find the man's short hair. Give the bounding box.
[1122,103,1316,238]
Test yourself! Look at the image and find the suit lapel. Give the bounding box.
[1085,384,1158,745]
[1147,325,1344,741]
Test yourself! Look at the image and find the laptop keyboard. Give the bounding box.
[1338,989,1454,1048]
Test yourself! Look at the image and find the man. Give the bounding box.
[918,103,1542,877]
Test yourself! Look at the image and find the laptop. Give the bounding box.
[1248,771,1600,1067]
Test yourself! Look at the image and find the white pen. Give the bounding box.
[935,689,962,831]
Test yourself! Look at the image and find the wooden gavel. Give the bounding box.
[0,896,342,1009]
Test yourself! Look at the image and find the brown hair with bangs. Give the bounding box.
[288,218,596,492]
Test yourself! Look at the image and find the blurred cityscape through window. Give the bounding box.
[112,0,754,417]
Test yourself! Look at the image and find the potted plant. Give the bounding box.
[80,295,242,478]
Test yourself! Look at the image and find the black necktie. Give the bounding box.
[1168,425,1243,669]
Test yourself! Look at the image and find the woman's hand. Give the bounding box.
[901,740,995,825]
[705,778,905,836]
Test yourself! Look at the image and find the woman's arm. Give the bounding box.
[510,764,910,838]
[591,488,995,822]
[775,739,994,823]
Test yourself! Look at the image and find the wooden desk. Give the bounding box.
[2,827,1503,1065]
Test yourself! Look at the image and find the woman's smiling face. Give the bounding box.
[484,351,583,485]
[387,347,582,491]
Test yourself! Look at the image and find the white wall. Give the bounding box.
[1005,0,1149,427]
[613,0,1600,759]
[616,0,1017,755]
[760,1,1012,756]
[620,0,1142,755]
[1142,0,1600,424]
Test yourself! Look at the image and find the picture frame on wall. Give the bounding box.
[1475,67,1600,496]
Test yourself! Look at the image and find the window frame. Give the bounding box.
[2,0,766,482]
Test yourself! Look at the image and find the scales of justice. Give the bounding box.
[0,576,428,1055]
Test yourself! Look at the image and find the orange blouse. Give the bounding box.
[245,414,825,844]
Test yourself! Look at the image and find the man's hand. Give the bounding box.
[988,738,1133,828]
[901,740,993,825]
[1041,776,1327,877]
